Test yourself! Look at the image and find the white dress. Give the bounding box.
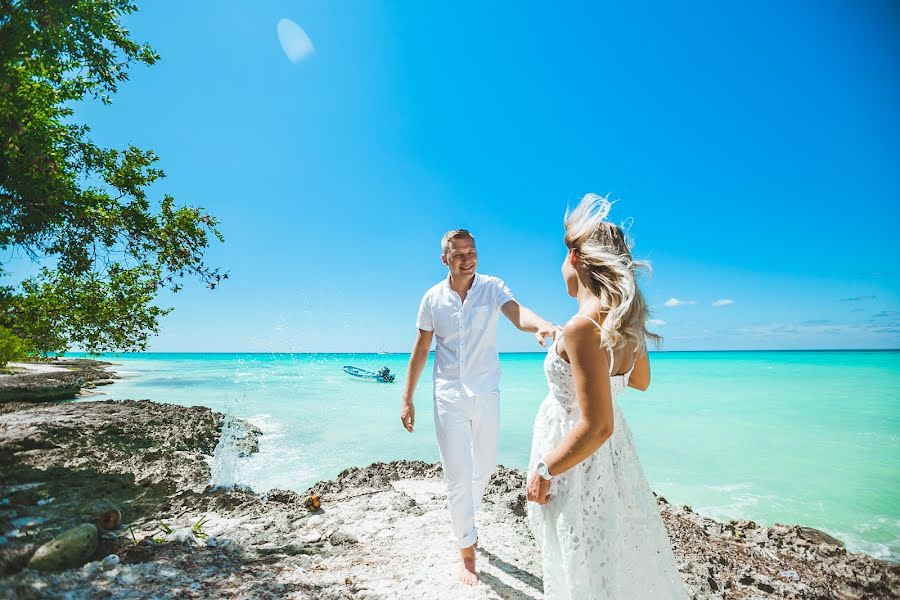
[527,317,689,600]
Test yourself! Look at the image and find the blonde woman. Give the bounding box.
[526,194,688,599]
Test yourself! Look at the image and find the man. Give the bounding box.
[400,229,556,585]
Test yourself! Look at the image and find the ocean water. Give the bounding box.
[74,350,899,562]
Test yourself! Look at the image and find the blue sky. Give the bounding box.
[7,1,900,351]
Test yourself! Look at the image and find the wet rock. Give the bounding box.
[264,489,301,504]
[798,525,845,547]
[224,418,262,457]
[308,460,443,497]
[27,523,99,571]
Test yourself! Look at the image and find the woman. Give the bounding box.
[526,194,688,599]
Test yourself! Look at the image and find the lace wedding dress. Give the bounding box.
[527,316,689,599]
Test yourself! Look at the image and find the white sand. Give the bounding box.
[171,478,544,599]
[327,479,543,599]
[5,362,69,375]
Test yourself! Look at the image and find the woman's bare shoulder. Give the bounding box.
[564,312,607,334]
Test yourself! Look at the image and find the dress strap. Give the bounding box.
[571,313,602,330]
[570,314,615,375]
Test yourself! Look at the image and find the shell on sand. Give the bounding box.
[304,494,321,511]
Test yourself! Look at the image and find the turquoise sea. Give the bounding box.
[75,351,899,562]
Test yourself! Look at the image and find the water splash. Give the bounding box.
[210,393,250,489]
[210,414,243,488]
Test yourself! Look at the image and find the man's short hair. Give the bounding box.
[441,229,475,256]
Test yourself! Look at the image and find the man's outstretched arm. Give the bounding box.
[501,301,558,347]
[400,328,433,432]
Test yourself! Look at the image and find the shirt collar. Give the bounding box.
[444,272,479,292]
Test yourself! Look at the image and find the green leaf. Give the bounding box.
[0,0,226,355]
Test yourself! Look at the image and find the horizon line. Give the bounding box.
[65,348,900,356]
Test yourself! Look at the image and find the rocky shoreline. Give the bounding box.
[0,364,898,598]
[0,359,120,404]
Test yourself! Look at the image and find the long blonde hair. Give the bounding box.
[564,193,661,352]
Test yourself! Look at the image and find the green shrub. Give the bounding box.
[0,325,29,368]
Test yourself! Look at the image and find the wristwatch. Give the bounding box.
[536,460,554,481]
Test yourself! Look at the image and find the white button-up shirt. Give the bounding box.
[416,273,515,399]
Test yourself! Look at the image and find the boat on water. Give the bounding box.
[343,365,396,383]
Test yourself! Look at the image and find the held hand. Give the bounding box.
[534,323,562,348]
[526,472,551,505]
[400,402,415,433]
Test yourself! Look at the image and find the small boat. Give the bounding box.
[343,365,396,383]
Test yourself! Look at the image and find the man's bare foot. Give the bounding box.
[459,544,478,585]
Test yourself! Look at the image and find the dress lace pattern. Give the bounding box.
[526,335,689,599]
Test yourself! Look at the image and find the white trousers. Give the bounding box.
[433,390,500,548]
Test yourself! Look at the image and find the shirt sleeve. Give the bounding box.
[494,278,515,309]
[416,292,434,331]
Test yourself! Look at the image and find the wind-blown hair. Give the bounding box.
[564,194,661,352]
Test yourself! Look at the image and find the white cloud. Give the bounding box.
[712,299,735,307]
[277,18,314,63]
[664,298,696,307]
[649,319,667,326]
[872,310,899,320]
[734,322,900,338]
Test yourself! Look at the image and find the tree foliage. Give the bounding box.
[0,323,28,367]
[0,0,225,356]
